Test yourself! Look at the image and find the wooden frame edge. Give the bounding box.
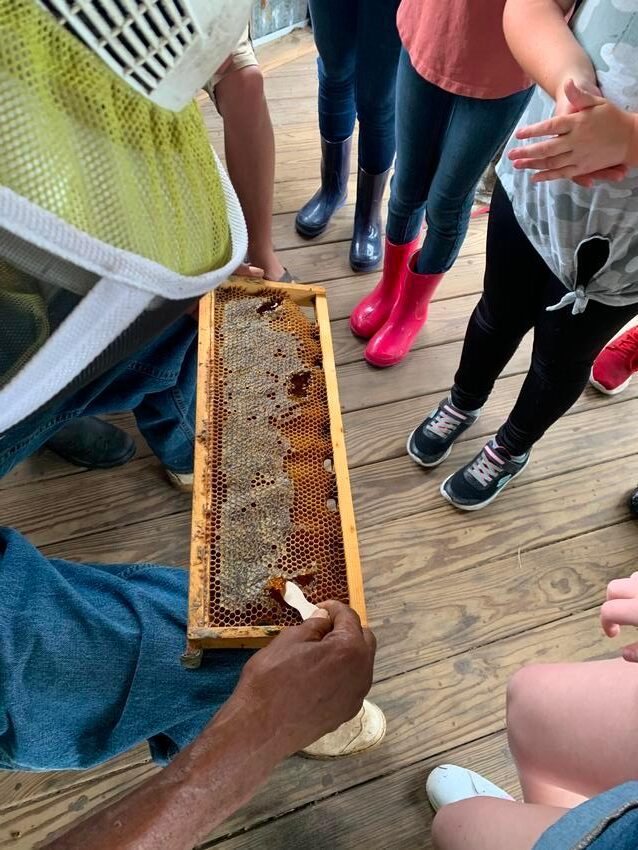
[314,292,367,626]
[187,280,366,658]
[186,290,214,649]
[225,274,326,305]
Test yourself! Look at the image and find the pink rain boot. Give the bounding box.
[349,236,420,340]
[365,253,444,367]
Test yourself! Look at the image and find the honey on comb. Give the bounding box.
[202,286,350,630]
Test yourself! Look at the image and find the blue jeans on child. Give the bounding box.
[534,782,638,850]
[0,317,249,771]
[308,0,401,174]
[387,48,531,274]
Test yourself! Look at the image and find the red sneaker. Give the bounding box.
[590,326,638,395]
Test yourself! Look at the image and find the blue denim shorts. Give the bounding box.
[534,782,638,850]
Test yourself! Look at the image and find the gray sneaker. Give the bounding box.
[441,438,530,511]
[407,398,480,468]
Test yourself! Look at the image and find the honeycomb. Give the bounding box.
[202,285,350,629]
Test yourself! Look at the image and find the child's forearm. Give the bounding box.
[503,0,597,99]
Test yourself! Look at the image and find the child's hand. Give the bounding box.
[600,572,638,662]
[509,79,633,185]
[554,76,602,117]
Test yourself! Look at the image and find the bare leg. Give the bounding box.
[215,66,286,281]
[507,659,638,807]
[432,798,566,850]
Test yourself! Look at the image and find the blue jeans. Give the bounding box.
[534,782,638,850]
[309,0,401,174]
[0,318,249,770]
[387,49,531,274]
[0,316,199,478]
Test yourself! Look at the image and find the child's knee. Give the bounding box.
[507,664,545,750]
[431,799,486,850]
[234,65,265,102]
[217,64,265,113]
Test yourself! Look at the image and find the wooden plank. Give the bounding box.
[0,455,191,549]
[17,513,633,833]
[273,174,358,215]
[278,231,485,285]
[29,519,632,824]
[0,413,150,491]
[197,610,620,844]
[315,292,366,624]
[187,288,215,659]
[0,760,157,849]
[206,732,517,850]
[357,455,637,599]
[272,210,488,255]
[343,377,638,469]
[40,512,192,567]
[350,398,638,529]
[337,335,533,413]
[0,747,149,813]
[368,519,638,680]
[255,27,316,75]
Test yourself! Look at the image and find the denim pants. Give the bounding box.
[387,48,531,275]
[451,181,638,455]
[308,0,401,174]
[534,782,638,850]
[0,318,249,770]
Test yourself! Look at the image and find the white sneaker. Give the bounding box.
[299,700,386,759]
[165,469,193,492]
[426,764,514,811]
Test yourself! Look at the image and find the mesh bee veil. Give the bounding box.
[0,0,250,434]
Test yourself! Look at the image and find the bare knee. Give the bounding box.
[216,65,265,115]
[432,799,488,850]
[507,664,545,758]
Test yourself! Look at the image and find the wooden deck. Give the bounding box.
[1,29,637,849]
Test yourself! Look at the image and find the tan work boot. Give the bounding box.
[165,469,193,492]
[299,700,386,759]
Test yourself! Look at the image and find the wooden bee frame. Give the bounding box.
[183,277,366,667]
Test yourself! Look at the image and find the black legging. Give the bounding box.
[451,180,638,456]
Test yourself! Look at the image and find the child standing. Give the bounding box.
[408,0,638,511]
[350,0,532,367]
[296,0,402,273]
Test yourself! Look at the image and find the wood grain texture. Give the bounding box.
[337,335,534,413]
[315,292,367,625]
[196,611,623,845]
[357,455,636,607]
[332,293,481,366]
[276,221,487,281]
[0,746,150,813]
[344,378,638,469]
[189,288,214,639]
[202,732,518,850]
[350,399,638,529]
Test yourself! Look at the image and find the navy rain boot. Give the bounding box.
[295,136,352,239]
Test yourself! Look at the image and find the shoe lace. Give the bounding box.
[427,405,465,439]
[609,327,638,357]
[467,444,505,487]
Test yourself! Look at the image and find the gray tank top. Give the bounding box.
[497,0,638,312]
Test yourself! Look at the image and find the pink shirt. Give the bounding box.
[397,0,531,100]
